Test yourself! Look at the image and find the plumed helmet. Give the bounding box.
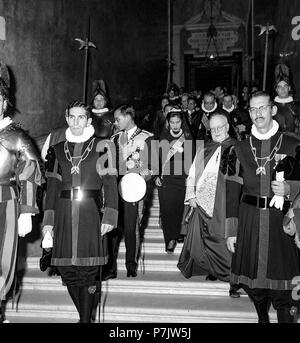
[92,79,112,109]
[274,63,294,92]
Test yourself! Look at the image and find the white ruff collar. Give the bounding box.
[92,108,109,115]
[251,120,279,140]
[65,125,95,143]
[0,116,12,130]
[274,96,293,104]
[201,102,217,113]
[222,104,235,113]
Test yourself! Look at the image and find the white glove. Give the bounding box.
[18,213,33,237]
[42,230,53,249]
[226,237,237,253]
[269,195,284,210]
[270,171,284,210]
[101,223,114,236]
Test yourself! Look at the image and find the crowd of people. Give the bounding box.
[1,62,300,323]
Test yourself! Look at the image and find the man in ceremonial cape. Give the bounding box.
[178,112,241,297]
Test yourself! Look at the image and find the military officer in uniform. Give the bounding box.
[111,104,157,277]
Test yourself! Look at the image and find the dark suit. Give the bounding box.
[111,128,158,273]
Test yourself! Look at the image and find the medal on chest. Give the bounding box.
[64,138,95,175]
[249,134,283,175]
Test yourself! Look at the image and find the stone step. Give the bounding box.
[148,207,160,216]
[151,199,159,207]
[18,269,239,297]
[142,227,163,239]
[147,217,160,226]
[124,241,183,254]
[5,288,278,323]
[26,253,183,273]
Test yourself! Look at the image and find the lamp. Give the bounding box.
[203,0,219,68]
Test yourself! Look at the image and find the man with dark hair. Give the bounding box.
[0,74,42,323]
[91,79,115,139]
[273,77,300,137]
[42,100,118,323]
[226,91,300,323]
[110,104,157,277]
[222,94,251,140]
[196,92,219,141]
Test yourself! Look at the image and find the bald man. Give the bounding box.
[178,111,241,298]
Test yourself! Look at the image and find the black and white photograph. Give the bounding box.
[0,0,300,331]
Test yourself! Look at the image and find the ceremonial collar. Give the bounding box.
[222,104,235,113]
[274,96,293,104]
[201,102,218,113]
[65,125,95,143]
[92,108,109,115]
[0,116,12,130]
[251,120,279,140]
[126,125,138,140]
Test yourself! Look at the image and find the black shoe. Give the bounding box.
[127,270,137,277]
[176,236,184,243]
[39,248,52,272]
[102,272,117,281]
[254,301,271,323]
[166,240,177,253]
[229,287,241,298]
[205,274,217,281]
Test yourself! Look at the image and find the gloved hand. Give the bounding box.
[269,194,284,210]
[101,223,114,236]
[270,171,285,210]
[41,225,54,248]
[18,213,33,237]
[226,236,237,253]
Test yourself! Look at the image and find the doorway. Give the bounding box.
[184,52,242,95]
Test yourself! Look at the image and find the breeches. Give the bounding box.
[0,199,18,301]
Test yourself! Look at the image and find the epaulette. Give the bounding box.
[140,129,153,137]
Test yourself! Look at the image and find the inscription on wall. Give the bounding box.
[187,30,239,55]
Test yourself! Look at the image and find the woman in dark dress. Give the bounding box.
[155,110,194,252]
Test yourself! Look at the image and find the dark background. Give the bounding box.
[0,0,299,140]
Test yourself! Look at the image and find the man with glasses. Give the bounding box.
[226,91,300,323]
[178,111,241,298]
[273,77,300,136]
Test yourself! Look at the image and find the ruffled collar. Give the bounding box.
[251,120,279,140]
[201,102,218,113]
[222,104,235,113]
[65,125,95,143]
[92,108,109,115]
[0,116,12,130]
[274,96,293,104]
